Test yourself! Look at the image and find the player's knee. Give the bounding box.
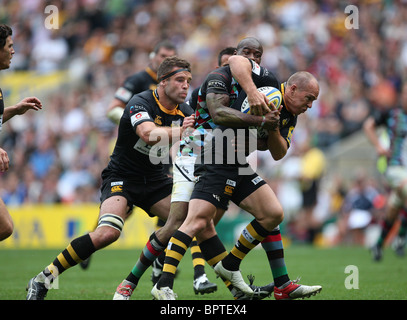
[93,213,124,248]
[167,212,187,231]
[187,216,210,236]
[96,228,121,247]
[275,207,284,224]
[0,219,13,241]
[262,206,284,230]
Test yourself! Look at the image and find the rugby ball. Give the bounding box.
[241,86,282,138]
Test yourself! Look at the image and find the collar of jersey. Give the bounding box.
[281,82,294,115]
[153,90,185,117]
[280,82,285,103]
[146,66,158,82]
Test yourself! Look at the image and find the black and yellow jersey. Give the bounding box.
[114,67,159,104]
[105,89,193,181]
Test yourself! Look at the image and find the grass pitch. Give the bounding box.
[1,245,406,300]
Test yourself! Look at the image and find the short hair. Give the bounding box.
[157,56,191,82]
[287,71,318,91]
[218,47,236,66]
[153,40,177,54]
[0,24,12,49]
[236,37,263,54]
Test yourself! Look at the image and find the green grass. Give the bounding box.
[1,245,406,300]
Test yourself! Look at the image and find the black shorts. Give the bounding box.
[190,164,267,210]
[100,169,173,217]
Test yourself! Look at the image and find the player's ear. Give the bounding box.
[290,84,297,95]
[160,78,168,87]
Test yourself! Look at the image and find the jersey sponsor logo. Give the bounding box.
[111,181,123,186]
[115,87,133,102]
[131,111,150,126]
[208,79,227,90]
[251,61,261,76]
[251,176,263,185]
[224,179,236,196]
[133,138,170,162]
[171,119,182,127]
[224,185,234,196]
[154,115,162,125]
[111,185,123,193]
[286,126,294,145]
[226,179,236,187]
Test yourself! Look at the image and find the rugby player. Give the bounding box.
[0,24,42,241]
[153,37,322,300]
[107,40,177,124]
[364,82,407,261]
[113,47,274,300]
[26,56,194,300]
[105,40,216,294]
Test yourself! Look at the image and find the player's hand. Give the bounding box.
[0,147,10,172]
[247,90,270,116]
[181,115,196,138]
[376,145,390,158]
[14,97,42,115]
[182,114,195,130]
[261,109,280,131]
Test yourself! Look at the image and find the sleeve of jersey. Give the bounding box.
[373,109,389,126]
[279,116,297,148]
[128,103,154,129]
[180,103,194,117]
[252,65,280,89]
[114,77,137,103]
[205,70,231,95]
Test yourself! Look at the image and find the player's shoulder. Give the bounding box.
[127,90,154,111]
[203,66,233,92]
[125,69,151,82]
[209,65,231,78]
[179,102,194,117]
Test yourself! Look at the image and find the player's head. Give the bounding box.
[0,24,14,70]
[236,37,263,65]
[284,71,319,115]
[217,47,236,67]
[157,56,192,105]
[150,40,177,72]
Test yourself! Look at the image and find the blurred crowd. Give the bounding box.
[1,0,406,245]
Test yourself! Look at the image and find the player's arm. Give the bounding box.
[208,92,278,129]
[363,115,388,157]
[266,129,289,160]
[228,55,270,116]
[107,98,126,124]
[2,97,42,123]
[107,79,136,124]
[0,147,9,172]
[136,115,195,146]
